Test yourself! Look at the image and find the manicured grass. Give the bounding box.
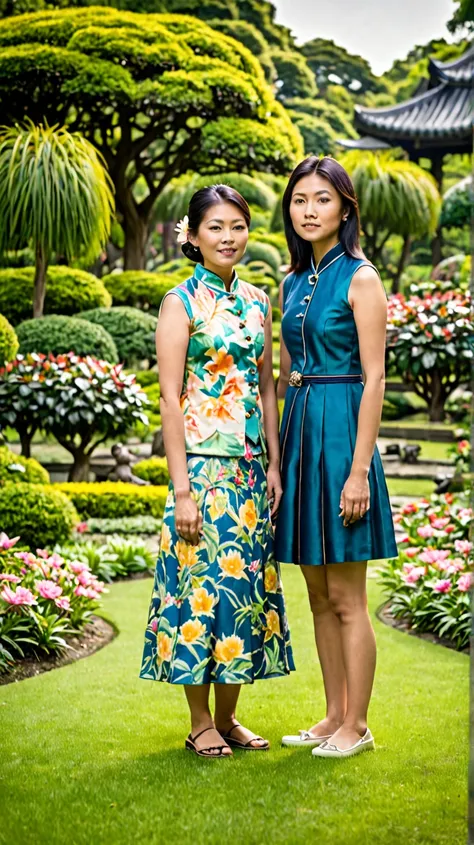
[1,567,467,845]
[386,477,435,498]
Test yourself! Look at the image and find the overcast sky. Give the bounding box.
[272,0,458,75]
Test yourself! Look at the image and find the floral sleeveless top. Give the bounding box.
[162,263,270,457]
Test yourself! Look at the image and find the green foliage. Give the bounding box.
[0,266,111,326]
[0,444,49,485]
[441,178,472,228]
[269,47,317,101]
[291,113,339,156]
[301,38,383,95]
[243,240,281,275]
[0,482,78,548]
[325,84,354,116]
[0,313,18,366]
[59,536,155,581]
[78,306,157,366]
[103,271,180,312]
[286,97,358,139]
[83,514,162,535]
[16,315,119,361]
[55,481,168,518]
[133,455,169,485]
[448,0,474,33]
[249,229,288,261]
[206,18,275,81]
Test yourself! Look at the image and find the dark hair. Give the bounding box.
[181,184,251,263]
[282,156,365,272]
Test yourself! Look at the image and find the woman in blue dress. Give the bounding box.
[275,156,398,759]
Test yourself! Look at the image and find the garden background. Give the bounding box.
[0,0,472,843]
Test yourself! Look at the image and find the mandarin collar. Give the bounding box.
[310,241,345,275]
[194,262,239,294]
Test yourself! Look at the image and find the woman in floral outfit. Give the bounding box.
[140,185,294,758]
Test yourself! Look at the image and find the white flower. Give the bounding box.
[175,215,189,244]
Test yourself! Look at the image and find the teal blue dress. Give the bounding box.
[274,242,398,566]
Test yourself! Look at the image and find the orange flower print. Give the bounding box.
[157,632,172,663]
[264,609,281,641]
[239,499,258,534]
[189,587,214,616]
[175,540,199,569]
[218,550,247,579]
[160,523,172,555]
[180,618,206,644]
[264,564,278,593]
[214,635,244,663]
[203,348,234,381]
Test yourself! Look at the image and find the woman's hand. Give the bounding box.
[175,491,202,544]
[267,464,283,520]
[339,472,370,527]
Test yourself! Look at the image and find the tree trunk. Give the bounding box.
[162,222,173,263]
[392,235,411,294]
[33,244,48,318]
[427,371,446,422]
[68,451,91,482]
[19,430,34,458]
[430,153,444,269]
[123,213,149,270]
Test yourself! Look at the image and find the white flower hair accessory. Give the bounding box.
[175,215,189,244]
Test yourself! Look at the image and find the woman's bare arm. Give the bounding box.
[277,280,291,400]
[259,307,283,516]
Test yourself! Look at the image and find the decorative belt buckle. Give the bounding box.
[289,371,303,387]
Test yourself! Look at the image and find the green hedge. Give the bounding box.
[0,313,18,366]
[0,267,112,326]
[55,482,169,519]
[78,306,157,365]
[103,271,180,312]
[0,445,50,485]
[16,315,118,362]
[244,241,282,276]
[133,456,169,485]
[0,483,78,549]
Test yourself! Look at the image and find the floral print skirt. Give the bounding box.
[139,451,295,685]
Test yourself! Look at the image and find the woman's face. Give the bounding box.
[289,172,347,244]
[189,201,248,273]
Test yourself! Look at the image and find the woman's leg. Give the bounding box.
[214,684,268,748]
[324,561,376,749]
[184,684,232,756]
[300,564,347,736]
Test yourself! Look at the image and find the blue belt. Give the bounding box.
[288,371,363,387]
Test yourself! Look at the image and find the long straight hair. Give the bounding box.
[282,156,365,272]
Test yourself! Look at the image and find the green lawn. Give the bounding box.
[386,478,436,498]
[0,567,467,845]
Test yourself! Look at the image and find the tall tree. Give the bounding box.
[0,121,113,317]
[301,38,384,96]
[448,0,474,32]
[0,9,302,270]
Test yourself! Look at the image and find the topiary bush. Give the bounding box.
[78,307,157,366]
[133,456,169,486]
[102,271,181,313]
[55,482,168,519]
[0,314,18,367]
[0,483,78,549]
[0,444,49,485]
[244,241,282,276]
[16,315,118,362]
[0,267,112,326]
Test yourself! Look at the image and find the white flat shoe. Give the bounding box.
[312,729,375,758]
[282,730,333,748]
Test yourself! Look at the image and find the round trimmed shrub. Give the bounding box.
[244,241,282,275]
[0,267,112,326]
[0,313,19,366]
[78,306,157,366]
[0,483,78,549]
[103,271,177,312]
[0,445,50,485]
[55,482,168,519]
[134,456,169,485]
[16,315,118,362]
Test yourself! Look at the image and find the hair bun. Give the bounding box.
[181,242,203,263]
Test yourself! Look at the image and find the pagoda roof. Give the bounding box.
[429,46,474,86]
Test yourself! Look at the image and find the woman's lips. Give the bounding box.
[218,248,237,256]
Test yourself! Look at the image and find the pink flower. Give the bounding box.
[403,566,425,584]
[35,580,63,600]
[14,551,37,566]
[451,558,466,572]
[85,588,99,600]
[431,518,450,530]
[417,525,434,539]
[402,503,418,515]
[458,508,473,519]
[0,573,21,583]
[249,560,259,573]
[454,540,473,556]
[244,442,254,461]
[457,573,473,593]
[74,585,88,597]
[404,547,420,558]
[70,561,90,574]
[77,571,93,587]
[151,618,158,632]
[419,549,450,565]
[36,549,50,559]
[55,596,71,611]
[432,579,451,594]
[47,553,64,569]
[1,585,36,605]
[248,469,256,489]
[445,525,455,534]
[402,562,414,573]
[75,522,89,534]
[0,532,20,550]
[398,535,410,544]
[164,592,175,606]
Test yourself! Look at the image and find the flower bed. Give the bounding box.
[378,492,473,650]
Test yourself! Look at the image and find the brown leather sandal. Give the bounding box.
[185,726,232,758]
[219,721,269,751]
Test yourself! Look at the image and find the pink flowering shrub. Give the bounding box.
[379,491,472,650]
[0,532,106,674]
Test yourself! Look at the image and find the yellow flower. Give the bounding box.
[264,564,278,594]
[189,587,214,616]
[157,632,172,663]
[264,609,281,641]
[218,550,247,579]
[180,618,206,644]
[208,490,228,522]
[175,540,199,569]
[214,635,244,664]
[239,499,258,534]
[160,523,172,555]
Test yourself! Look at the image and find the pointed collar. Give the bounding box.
[310,241,345,275]
[194,262,239,294]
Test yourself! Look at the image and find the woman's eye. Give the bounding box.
[210,226,221,231]
[319,198,329,203]
[294,198,304,204]
[234,225,245,230]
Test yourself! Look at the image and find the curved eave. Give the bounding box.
[429,46,474,86]
[336,136,392,150]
